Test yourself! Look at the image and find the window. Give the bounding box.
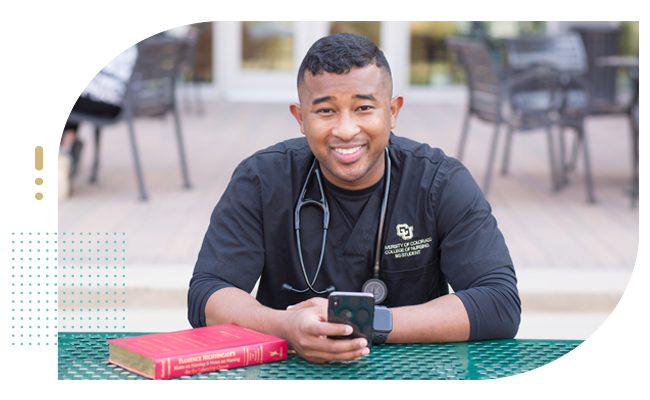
[242,22,294,70]
[409,21,546,86]
[329,21,381,48]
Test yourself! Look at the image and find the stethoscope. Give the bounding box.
[281,147,391,304]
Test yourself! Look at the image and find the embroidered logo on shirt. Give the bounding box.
[384,237,432,259]
[396,223,414,240]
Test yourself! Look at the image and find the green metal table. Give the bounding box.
[58,332,582,380]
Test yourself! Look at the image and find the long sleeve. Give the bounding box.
[453,265,521,340]
[187,158,266,328]
[429,155,520,340]
[187,272,235,328]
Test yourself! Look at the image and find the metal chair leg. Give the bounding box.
[194,82,204,116]
[456,110,471,161]
[184,81,193,114]
[172,106,192,189]
[578,126,596,203]
[629,109,639,208]
[567,129,579,172]
[545,126,560,192]
[126,117,148,201]
[501,125,514,175]
[558,126,569,186]
[90,126,101,183]
[482,122,501,197]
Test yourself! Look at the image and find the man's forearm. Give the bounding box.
[387,294,470,343]
[205,287,287,339]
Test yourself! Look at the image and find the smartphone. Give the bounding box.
[327,291,375,347]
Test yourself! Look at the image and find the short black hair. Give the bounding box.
[297,33,392,88]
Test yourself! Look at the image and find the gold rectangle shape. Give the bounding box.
[34,146,43,171]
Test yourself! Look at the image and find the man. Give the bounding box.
[188,33,520,363]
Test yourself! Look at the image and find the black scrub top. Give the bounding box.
[189,133,520,340]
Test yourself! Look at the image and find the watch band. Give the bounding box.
[372,305,392,345]
[372,331,389,345]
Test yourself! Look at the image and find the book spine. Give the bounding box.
[155,340,288,380]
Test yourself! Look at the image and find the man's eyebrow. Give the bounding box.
[312,94,378,105]
[312,96,333,105]
[353,94,377,101]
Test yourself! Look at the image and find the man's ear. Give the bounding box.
[289,103,305,135]
[390,95,404,129]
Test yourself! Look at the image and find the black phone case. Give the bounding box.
[328,292,375,347]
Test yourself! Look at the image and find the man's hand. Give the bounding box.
[281,297,370,363]
[205,288,370,364]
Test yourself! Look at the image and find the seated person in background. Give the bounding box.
[57,21,138,182]
[188,33,520,363]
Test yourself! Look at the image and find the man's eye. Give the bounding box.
[357,106,373,111]
[317,108,333,114]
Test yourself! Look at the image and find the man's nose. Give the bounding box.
[331,111,360,141]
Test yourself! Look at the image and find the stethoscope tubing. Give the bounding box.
[292,161,332,294]
[373,148,391,280]
[286,147,390,295]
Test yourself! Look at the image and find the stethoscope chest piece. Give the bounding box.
[362,278,388,304]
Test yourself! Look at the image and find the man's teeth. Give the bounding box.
[334,146,362,155]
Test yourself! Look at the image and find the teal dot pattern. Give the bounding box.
[10,232,59,346]
[58,232,127,334]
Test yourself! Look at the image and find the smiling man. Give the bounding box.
[290,54,399,191]
[188,33,521,363]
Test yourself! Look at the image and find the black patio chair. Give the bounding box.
[67,35,192,200]
[573,26,639,207]
[501,33,595,203]
[447,36,566,198]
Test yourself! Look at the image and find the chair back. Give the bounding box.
[446,37,502,123]
[124,36,184,118]
[502,33,588,75]
[501,33,592,114]
[178,24,210,83]
[572,27,621,104]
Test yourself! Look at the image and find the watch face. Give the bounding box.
[373,306,392,331]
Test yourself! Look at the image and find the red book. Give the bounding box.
[106,324,288,379]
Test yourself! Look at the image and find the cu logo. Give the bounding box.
[396,223,414,240]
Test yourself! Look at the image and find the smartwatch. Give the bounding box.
[372,305,393,345]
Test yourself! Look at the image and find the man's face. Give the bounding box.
[290,65,403,190]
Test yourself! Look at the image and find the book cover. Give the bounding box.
[106,324,288,379]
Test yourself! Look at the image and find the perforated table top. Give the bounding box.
[58,332,582,380]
